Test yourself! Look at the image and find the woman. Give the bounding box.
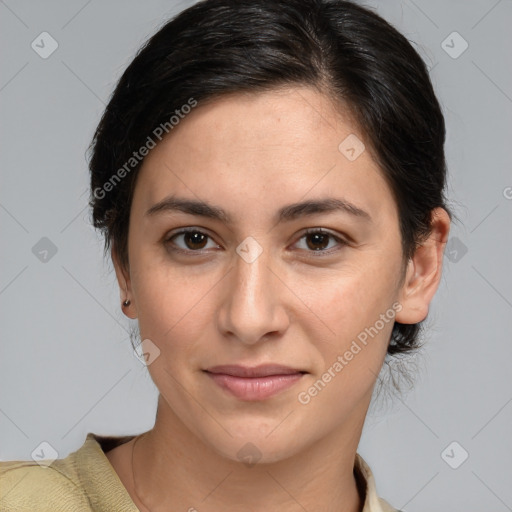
[0,0,451,510]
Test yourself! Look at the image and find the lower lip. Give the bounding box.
[205,372,304,401]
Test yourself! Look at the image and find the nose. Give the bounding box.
[217,244,290,346]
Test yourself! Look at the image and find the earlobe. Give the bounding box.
[111,244,137,319]
[395,207,451,325]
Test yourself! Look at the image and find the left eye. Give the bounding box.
[294,229,346,253]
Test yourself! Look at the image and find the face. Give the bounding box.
[113,86,438,463]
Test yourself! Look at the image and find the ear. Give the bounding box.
[395,207,451,324]
[112,243,137,319]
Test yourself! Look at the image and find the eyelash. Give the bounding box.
[163,227,348,257]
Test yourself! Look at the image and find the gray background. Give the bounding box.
[1,1,511,510]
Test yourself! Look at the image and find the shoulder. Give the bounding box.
[0,432,139,512]
[0,457,91,511]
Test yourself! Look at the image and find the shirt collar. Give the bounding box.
[78,433,139,511]
[355,453,396,512]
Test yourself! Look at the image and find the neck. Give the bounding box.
[131,395,366,512]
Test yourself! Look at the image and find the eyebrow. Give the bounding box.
[145,195,372,224]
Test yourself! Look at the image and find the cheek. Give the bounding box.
[295,271,398,422]
[307,262,399,341]
[297,259,400,400]
[130,256,219,358]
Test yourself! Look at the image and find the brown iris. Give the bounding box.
[305,232,330,251]
[183,231,208,250]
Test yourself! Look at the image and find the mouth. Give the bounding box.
[205,364,307,378]
[203,364,307,401]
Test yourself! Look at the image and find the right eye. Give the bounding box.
[164,228,220,253]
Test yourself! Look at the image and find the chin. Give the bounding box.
[199,424,305,466]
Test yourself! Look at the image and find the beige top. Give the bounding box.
[0,433,398,511]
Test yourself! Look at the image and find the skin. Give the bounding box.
[106,85,450,512]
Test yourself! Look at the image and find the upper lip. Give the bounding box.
[204,365,306,378]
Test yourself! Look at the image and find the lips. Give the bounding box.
[203,364,307,401]
[205,364,305,378]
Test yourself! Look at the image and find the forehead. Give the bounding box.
[165,86,363,157]
[132,86,397,226]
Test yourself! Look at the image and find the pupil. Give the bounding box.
[307,233,329,250]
